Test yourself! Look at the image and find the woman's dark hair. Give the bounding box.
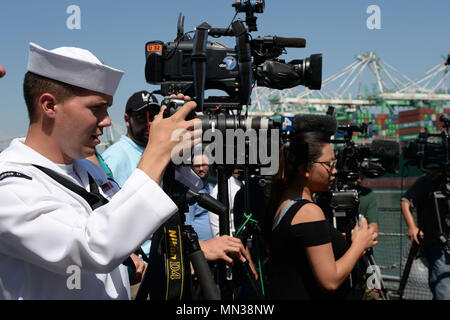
[262,131,331,248]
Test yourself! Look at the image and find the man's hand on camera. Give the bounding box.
[199,235,248,265]
[137,93,201,185]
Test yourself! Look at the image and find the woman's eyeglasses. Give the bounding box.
[312,159,337,171]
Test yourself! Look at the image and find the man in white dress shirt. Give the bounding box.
[209,168,244,238]
[0,43,200,300]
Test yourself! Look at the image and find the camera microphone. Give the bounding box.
[293,114,337,136]
[208,28,234,37]
[272,36,306,48]
[338,123,367,134]
[370,140,400,159]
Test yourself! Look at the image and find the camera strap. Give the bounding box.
[146,213,188,300]
[163,218,186,300]
[32,164,135,268]
[273,197,304,229]
[32,164,109,210]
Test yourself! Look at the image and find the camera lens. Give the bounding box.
[303,54,322,90]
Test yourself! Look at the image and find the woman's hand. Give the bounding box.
[351,217,378,256]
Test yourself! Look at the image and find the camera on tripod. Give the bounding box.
[316,119,400,224]
[403,114,450,173]
[333,123,400,190]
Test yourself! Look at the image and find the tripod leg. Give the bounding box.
[361,250,389,300]
[184,225,221,300]
[189,250,221,300]
[398,240,420,299]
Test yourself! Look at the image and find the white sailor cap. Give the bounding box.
[27,42,124,96]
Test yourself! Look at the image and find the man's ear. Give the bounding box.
[124,113,130,128]
[39,93,58,119]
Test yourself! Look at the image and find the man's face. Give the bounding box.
[126,107,158,147]
[232,168,244,181]
[54,91,112,162]
[191,155,209,180]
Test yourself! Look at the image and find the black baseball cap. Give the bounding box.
[125,90,160,114]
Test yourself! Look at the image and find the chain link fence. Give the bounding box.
[372,189,432,300]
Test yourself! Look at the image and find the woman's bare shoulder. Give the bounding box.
[291,202,326,225]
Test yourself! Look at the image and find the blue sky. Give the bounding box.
[0,0,449,138]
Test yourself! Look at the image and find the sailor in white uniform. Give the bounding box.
[0,43,199,299]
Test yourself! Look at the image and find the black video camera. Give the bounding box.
[403,114,450,173]
[144,0,322,112]
[332,123,400,190]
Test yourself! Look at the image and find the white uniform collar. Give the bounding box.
[0,138,88,186]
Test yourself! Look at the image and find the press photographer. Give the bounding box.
[264,113,378,300]
[400,114,450,300]
[313,117,400,299]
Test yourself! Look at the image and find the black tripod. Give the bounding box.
[397,233,421,300]
[328,189,389,300]
[136,163,222,300]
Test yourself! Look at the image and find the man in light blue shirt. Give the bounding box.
[185,153,214,241]
[103,90,160,260]
[103,90,160,187]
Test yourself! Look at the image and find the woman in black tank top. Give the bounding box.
[265,128,378,300]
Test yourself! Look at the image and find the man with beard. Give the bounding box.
[102,90,160,187]
[185,152,214,241]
